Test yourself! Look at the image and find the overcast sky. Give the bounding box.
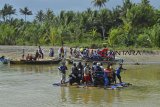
[0,0,159,20]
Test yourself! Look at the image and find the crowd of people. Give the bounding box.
[70,47,115,61]
[10,46,126,88]
[58,61,126,88]
[22,46,56,61]
[24,46,45,61]
[21,46,115,62]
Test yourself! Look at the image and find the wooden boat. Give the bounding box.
[9,59,61,65]
[66,57,82,64]
[53,82,132,90]
[66,57,122,64]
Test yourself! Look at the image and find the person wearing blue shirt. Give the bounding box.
[103,65,110,89]
[49,48,54,57]
[116,64,126,83]
[58,62,68,84]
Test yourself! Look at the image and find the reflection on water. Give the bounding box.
[60,87,120,104]
[0,64,160,107]
[8,64,58,73]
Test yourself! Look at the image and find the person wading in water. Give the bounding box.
[116,64,126,83]
[58,62,68,84]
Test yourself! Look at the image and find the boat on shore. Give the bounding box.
[7,59,61,65]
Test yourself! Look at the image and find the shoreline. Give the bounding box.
[0,45,160,65]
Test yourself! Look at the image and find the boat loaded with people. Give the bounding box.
[66,48,123,64]
[53,82,132,90]
[2,46,62,65]
[8,59,61,65]
[53,61,132,90]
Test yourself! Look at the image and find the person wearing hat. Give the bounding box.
[115,64,126,83]
[58,62,68,84]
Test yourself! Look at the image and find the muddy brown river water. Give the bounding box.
[0,64,160,107]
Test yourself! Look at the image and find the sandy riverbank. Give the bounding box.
[0,45,60,60]
[0,45,160,64]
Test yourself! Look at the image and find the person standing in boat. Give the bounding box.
[107,64,116,84]
[71,63,78,77]
[100,63,104,72]
[29,54,33,61]
[116,64,126,83]
[91,62,97,74]
[61,47,64,58]
[83,64,91,86]
[77,62,84,82]
[35,50,40,60]
[90,49,94,58]
[58,48,61,58]
[58,46,64,59]
[91,62,97,83]
[22,49,25,60]
[26,54,30,60]
[95,63,103,72]
[58,62,68,84]
[104,65,111,88]
[73,48,77,57]
[104,64,114,85]
[70,63,80,85]
[70,48,73,56]
[49,48,54,57]
[64,47,67,58]
[38,46,44,59]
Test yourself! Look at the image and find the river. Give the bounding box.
[0,64,160,107]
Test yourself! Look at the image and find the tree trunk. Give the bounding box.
[25,15,26,22]
[101,26,105,40]
[3,16,6,22]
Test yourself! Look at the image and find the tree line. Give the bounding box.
[0,0,160,48]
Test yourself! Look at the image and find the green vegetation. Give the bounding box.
[0,0,160,48]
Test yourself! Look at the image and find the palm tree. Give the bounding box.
[35,10,44,24]
[97,9,112,40]
[44,9,54,22]
[0,4,16,22]
[0,11,1,21]
[122,0,133,10]
[141,0,150,5]
[7,4,16,21]
[0,4,9,22]
[92,0,109,9]
[91,0,110,40]
[19,7,32,22]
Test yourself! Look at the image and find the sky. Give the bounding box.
[0,0,160,21]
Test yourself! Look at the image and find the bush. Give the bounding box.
[137,34,152,47]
